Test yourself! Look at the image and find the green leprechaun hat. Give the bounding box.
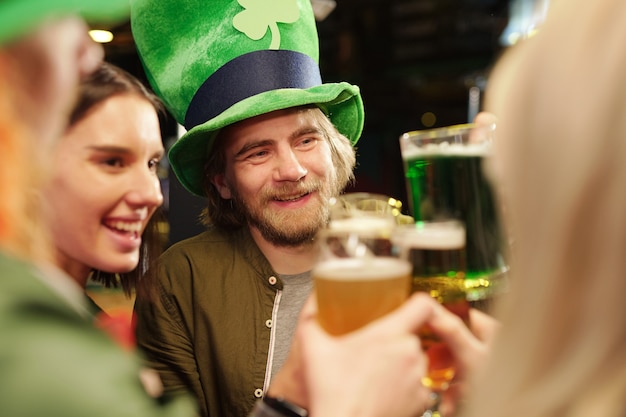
[130,0,364,197]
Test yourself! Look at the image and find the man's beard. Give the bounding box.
[231,177,341,247]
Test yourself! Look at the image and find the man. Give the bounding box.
[130,0,364,415]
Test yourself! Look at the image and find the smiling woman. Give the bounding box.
[41,62,166,301]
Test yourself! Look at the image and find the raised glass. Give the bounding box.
[392,220,470,417]
[399,123,507,301]
[313,193,412,335]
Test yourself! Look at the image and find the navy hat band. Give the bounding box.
[184,49,322,130]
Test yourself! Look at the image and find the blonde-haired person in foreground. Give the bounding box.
[428,0,626,416]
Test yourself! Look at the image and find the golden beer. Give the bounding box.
[314,257,412,336]
[414,276,469,390]
[393,221,469,391]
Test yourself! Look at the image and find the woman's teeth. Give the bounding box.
[107,221,142,233]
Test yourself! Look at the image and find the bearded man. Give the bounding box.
[130,0,363,416]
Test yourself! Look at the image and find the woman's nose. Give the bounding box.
[126,171,164,209]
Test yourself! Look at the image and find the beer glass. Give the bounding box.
[392,220,469,417]
[399,123,507,301]
[313,193,412,336]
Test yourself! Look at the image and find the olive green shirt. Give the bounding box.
[134,227,294,417]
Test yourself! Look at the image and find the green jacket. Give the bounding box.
[134,227,285,417]
[0,252,197,417]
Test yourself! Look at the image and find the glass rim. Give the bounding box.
[399,122,495,141]
[395,219,466,231]
[391,220,466,249]
[328,192,404,220]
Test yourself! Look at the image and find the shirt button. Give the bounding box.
[268,276,277,285]
[254,389,263,398]
[265,319,272,328]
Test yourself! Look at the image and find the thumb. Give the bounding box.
[367,292,437,335]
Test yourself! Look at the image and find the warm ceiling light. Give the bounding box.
[89,29,114,43]
[500,0,550,46]
[311,0,336,21]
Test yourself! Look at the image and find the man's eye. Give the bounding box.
[298,137,318,148]
[249,150,269,159]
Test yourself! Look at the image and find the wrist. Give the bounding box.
[257,395,308,417]
[266,372,307,409]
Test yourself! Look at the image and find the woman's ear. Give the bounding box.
[211,174,232,199]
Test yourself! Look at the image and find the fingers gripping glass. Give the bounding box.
[392,220,470,417]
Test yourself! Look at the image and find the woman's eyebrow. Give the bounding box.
[86,145,130,154]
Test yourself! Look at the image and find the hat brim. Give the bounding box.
[0,0,129,45]
[169,82,364,197]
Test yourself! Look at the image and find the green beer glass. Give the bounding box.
[398,123,507,301]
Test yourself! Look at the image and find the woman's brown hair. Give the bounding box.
[72,62,166,297]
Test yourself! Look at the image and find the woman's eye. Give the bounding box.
[103,157,124,168]
[148,158,160,171]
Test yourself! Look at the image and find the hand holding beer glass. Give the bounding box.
[392,221,469,417]
[313,193,412,336]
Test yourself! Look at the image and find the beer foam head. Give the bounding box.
[313,257,411,281]
[328,216,394,233]
[401,141,490,160]
[393,222,465,249]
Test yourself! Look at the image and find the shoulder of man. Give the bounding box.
[161,226,262,262]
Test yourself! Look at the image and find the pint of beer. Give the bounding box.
[313,193,411,336]
[399,123,507,301]
[314,257,412,335]
[392,221,469,391]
